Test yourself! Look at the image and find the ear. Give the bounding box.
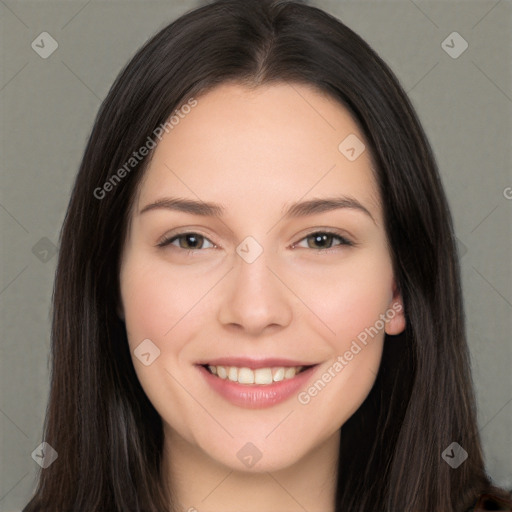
[385,279,406,335]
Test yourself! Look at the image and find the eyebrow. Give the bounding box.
[139,195,376,224]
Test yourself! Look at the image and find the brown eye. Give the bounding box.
[157,233,215,251]
[295,231,353,250]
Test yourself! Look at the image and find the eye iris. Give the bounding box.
[308,233,332,249]
[180,234,202,249]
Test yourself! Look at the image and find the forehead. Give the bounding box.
[135,82,381,222]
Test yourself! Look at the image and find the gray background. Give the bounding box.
[1,0,511,510]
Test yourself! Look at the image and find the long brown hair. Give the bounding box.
[23,0,511,510]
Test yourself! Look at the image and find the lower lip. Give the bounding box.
[197,365,318,409]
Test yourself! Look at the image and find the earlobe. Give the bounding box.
[385,282,406,335]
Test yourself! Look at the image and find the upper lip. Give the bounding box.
[197,357,318,370]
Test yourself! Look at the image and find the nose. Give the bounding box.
[217,247,293,337]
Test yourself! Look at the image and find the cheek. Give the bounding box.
[119,254,207,437]
[303,254,393,418]
[290,251,392,422]
[122,270,172,347]
[120,252,217,413]
[291,249,394,352]
[120,254,206,349]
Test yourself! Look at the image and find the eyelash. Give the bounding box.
[156,230,354,253]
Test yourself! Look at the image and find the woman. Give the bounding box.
[23,0,511,510]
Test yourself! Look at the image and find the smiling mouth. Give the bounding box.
[201,364,313,385]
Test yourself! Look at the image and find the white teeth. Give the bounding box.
[254,368,273,385]
[206,365,305,385]
[284,367,297,379]
[272,367,285,382]
[238,367,254,384]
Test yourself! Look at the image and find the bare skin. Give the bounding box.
[119,82,406,512]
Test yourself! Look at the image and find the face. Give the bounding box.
[119,82,405,474]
